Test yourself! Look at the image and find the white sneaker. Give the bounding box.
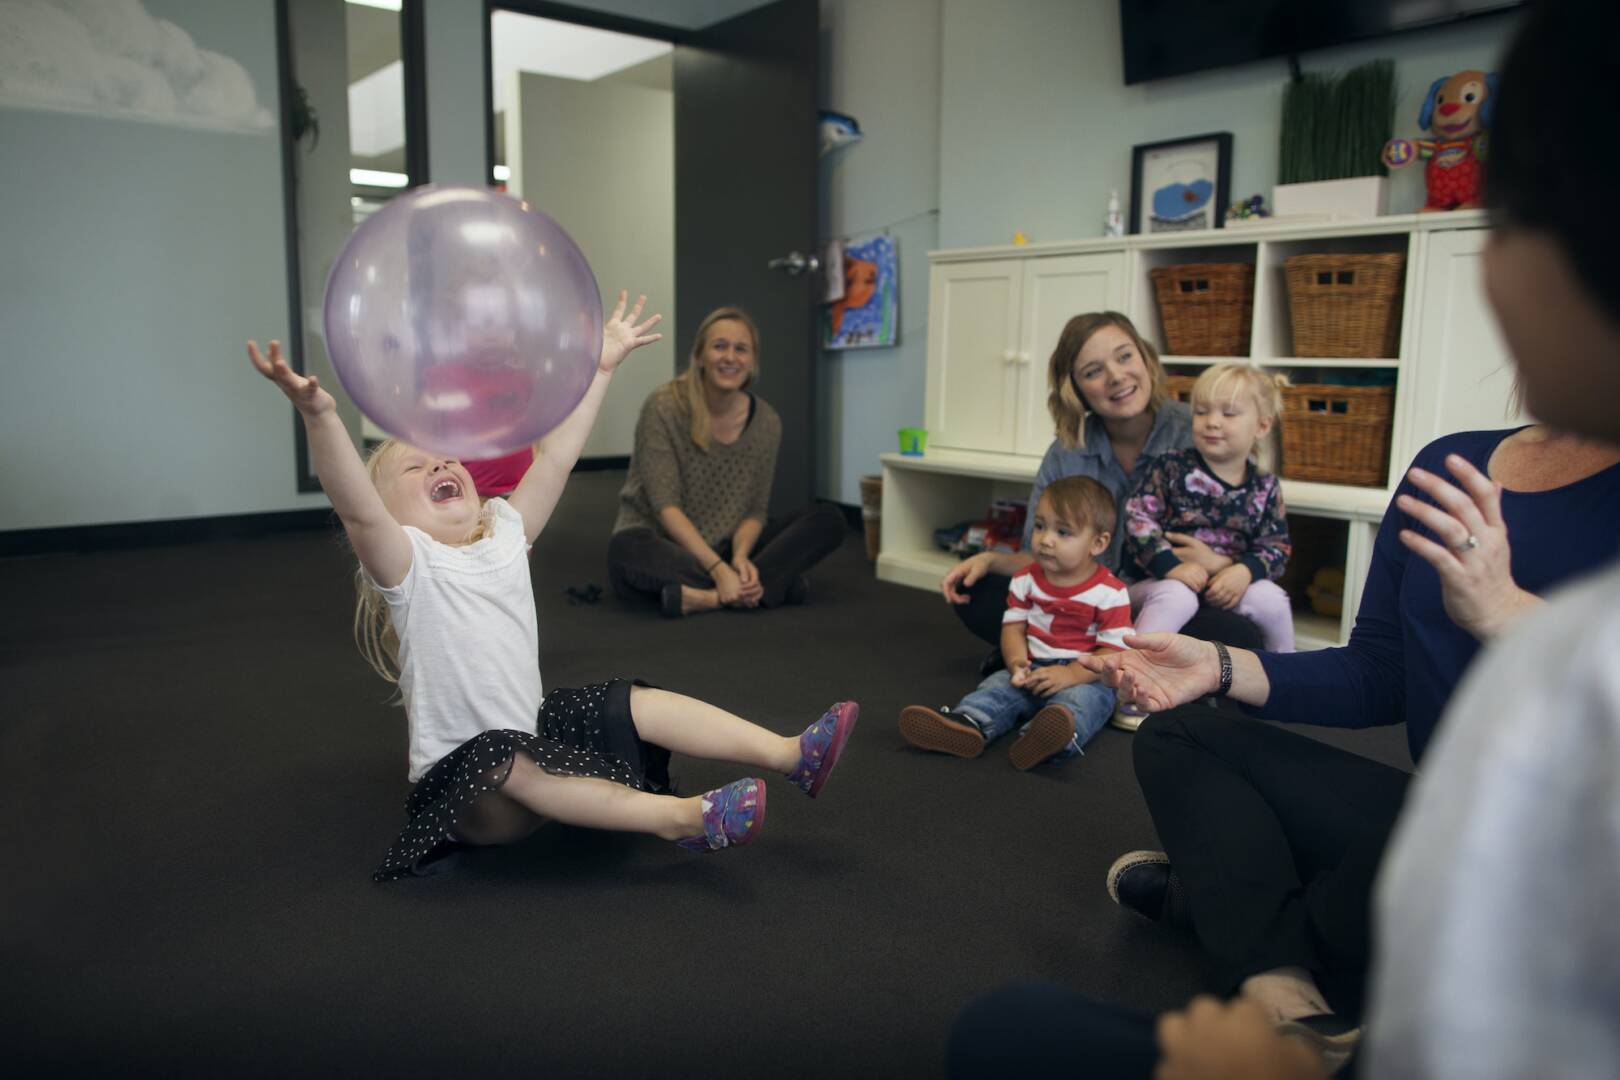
[1110,705,1149,732]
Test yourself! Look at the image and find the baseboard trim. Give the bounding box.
[1,508,338,558]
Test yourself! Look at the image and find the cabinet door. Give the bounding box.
[1014,252,1125,457]
[1404,229,1524,468]
[926,259,1023,453]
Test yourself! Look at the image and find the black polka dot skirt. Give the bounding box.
[373,678,671,882]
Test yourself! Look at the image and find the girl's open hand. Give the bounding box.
[941,551,994,604]
[599,291,663,373]
[1396,454,1538,641]
[248,340,334,419]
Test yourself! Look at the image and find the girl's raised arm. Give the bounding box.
[247,340,413,587]
[506,291,662,542]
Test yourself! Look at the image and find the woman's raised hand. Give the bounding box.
[1076,632,1219,713]
[941,551,994,604]
[599,291,663,373]
[248,340,334,419]
[1395,453,1539,641]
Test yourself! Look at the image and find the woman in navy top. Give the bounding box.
[1095,422,1620,1036]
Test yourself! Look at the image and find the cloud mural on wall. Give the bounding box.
[0,0,273,132]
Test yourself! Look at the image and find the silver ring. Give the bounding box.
[1455,534,1480,553]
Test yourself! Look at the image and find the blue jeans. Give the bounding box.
[954,662,1115,761]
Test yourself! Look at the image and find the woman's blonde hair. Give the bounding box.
[351,438,490,686]
[660,306,760,450]
[1191,362,1291,471]
[1046,311,1168,449]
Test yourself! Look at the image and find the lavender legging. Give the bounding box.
[1129,578,1296,652]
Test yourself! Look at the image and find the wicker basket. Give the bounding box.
[1280,383,1395,487]
[1163,373,1198,404]
[1150,263,1255,356]
[1284,254,1405,358]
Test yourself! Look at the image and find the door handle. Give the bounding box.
[768,250,821,276]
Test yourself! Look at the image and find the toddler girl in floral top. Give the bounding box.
[1123,364,1294,664]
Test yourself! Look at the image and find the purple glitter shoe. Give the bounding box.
[787,701,860,797]
[675,777,767,852]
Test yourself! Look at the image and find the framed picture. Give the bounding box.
[1129,132,1233,234]
[822,232,898,350]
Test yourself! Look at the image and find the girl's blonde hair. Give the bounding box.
[1191,362,1291,471]
[351,438,490,686]
[660,306,760,450]
[1046,311,1169,449]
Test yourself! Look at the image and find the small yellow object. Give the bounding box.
[1306,567,1346,617]
[1013,231,1028,246]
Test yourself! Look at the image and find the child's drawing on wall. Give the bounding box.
[823,233,897,350]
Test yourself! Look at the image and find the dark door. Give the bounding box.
[674,0,819,511]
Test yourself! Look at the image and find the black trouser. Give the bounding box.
[952,575,1267,651]
[1134,704,1411,1011]
[607,503,846,609]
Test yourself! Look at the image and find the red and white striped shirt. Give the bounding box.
[1003,563,1133,661]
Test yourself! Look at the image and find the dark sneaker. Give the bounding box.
[898,706,986,758]
[1008,704,1076,771]
[786,701,859,797]
[1106,850,1191,926]
[978,648,1006,679]
[675,778,766,852]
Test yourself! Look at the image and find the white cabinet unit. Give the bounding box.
[925,250,1123,456]
[881,212,1500,650]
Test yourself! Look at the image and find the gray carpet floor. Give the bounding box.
[2,469,1411,1077]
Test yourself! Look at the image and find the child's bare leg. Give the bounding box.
[629,685,799,773]
[681,585,722,614]
[496,752,703,841]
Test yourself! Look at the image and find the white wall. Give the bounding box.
[506,70,676,458]
[0,0,327,532]
[815,0,942,505]
[938,0,1518,250]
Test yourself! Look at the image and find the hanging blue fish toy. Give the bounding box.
[819,110,863,157]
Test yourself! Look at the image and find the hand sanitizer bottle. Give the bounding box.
[1105,190,1124,237]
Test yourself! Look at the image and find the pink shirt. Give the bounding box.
[463,448,534,496]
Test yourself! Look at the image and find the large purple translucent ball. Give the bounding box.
[323,186,602,459]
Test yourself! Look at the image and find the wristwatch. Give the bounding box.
[1212,640,1234,697]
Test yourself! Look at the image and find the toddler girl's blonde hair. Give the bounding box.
[1046,311,1169,450]
[351,438,491,686]
[1191,363,1291,470]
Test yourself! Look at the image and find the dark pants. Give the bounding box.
[1134,705,1411,1009]
[953,574,1267,651]
[949,983,1157,1079]
[607,503,846,609]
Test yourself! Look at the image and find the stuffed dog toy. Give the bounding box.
[1383,69,1499,211]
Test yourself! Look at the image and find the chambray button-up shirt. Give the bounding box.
[1022,400,1194,575]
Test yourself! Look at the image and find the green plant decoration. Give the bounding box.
[1279,60,1395,184]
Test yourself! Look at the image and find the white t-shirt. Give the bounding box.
[1367,559,1620,1079]
[371,498,542,782]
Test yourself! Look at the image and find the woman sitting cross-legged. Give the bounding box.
[609,306,845,617]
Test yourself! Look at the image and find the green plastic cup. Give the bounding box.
[898,427,928,456]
